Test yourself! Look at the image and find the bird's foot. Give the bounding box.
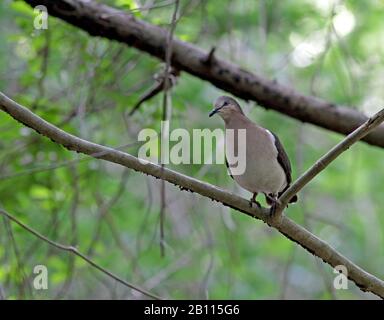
[265,194,280,217]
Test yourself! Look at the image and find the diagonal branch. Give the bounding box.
[21,0,384,149]
[1,91,384,298]
[277,107,384,214]
[0,208,162,300]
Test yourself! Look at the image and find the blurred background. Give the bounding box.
[0,0,384,299]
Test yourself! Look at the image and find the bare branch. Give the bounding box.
[22,0,384,149]
[277,108,384,214]
[0,208,162,300]
[1,92,384,298]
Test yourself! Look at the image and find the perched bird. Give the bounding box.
[209,96,297,212]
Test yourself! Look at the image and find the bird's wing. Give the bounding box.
[270,132,292,186]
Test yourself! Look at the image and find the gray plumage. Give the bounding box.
[210,96,297,207]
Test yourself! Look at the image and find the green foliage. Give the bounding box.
[0,0,383,300]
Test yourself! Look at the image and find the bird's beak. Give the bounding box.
[209,106,221,117]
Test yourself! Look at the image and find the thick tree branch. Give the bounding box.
[277,107,384,213]
[23,0,384,149]
[0,208,162,300]
[1,92,384,298]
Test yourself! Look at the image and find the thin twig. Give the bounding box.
[87,169,130,256]
[0,140,148,181]
[0,209,162,300]
[2,217,30,298]
[0,284,5,300]
[127,67,179,117]
[33,28,50,110]
[55,165,80,299]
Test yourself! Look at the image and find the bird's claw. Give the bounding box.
[269,202,277,217]
[249,198,261,208]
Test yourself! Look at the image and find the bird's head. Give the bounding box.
[209,96,244,121]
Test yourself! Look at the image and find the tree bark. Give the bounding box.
[23,0,384,149]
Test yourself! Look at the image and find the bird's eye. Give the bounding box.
[222,102,228,107]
